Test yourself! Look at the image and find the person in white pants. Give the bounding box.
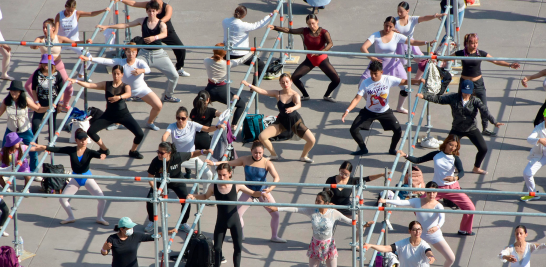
[54,0,110,80]
[0,7,13,81]
[521,110,546,202]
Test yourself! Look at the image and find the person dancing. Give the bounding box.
[520,110,546,202]
[499,225,546,267]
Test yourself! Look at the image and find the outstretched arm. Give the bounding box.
[341,94,363,123]
[117,0,148,8]
[77,7,110,18]
[488,54,520,69]
[97,18,143,31]
[522,69,546,87]
[68,79,107,90]
[418,13,446,23]
[241,80,279,97]
[363,243,393,253]
[268,25,305,35]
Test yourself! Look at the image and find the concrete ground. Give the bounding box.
[0,0,545,266]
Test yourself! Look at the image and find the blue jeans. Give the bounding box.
[441,9,465,44]
[3,128,38,172]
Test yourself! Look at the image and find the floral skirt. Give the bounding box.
[307,237,338,261]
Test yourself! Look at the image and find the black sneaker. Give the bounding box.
[184,168,192,178]
[350,147,369,155]
[99,148,110,156]
[457,230,476,236]
[388,149,397,155]
[482,129,497,136]
[221,256,227,263]
[128,150,144,159]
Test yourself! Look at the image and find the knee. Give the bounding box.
[479,145,488,154]
[332,75,341,85]
[292,74,302,82]
[523,167,534,178]
[349,125,360,135]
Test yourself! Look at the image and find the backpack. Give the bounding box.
[62,107,87,132]
[437,66,452,95]
[242,114,264,143]
[425,63,442,95]
[41,164,67,194]
[182,233,215,267]
[264,59,284,80]
[0,246,20,267]
[383,252,400,267]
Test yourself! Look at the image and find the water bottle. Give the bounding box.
[16,236,23,256]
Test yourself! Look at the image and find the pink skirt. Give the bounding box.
[307,237,338,261]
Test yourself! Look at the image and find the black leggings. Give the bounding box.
[31,110,58,144]
[292,57,340,98]
[534,99,546,126]
[350,109,402,151]
[231,54,265,85]
[0,200,9,227]
[161,30,186,70]
[194,132,211,150]
[214,219,243,267]
[146,183,191,224]
[450,128,488,168]
[205,83,246,126]
[87,111,144,145]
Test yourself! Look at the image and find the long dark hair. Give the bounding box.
[1,143,23,166]
[3,91,28,109]
[317,190,334,204]
[384,16,397,25]
[515,225,527,234]
[398,1,410,10]
[158,141,177,154]
[339,161,353,173]
[193,90,211,117]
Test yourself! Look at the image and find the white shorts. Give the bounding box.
[132,86,153,98]
[421,228,445,245]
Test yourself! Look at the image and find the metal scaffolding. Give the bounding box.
[0,0,543,266]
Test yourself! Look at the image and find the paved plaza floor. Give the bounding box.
[1,0,546,266]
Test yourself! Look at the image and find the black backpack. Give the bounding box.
[182,233,215,267]
[41,164,67,194]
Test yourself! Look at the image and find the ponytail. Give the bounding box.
[158,141,177,154]
[193,90,211,117]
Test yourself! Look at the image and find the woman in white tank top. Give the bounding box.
[0,7,13,81]
[54,0,109,79]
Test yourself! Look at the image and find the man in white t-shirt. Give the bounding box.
[364,221,435,267]
[342,61,425,155]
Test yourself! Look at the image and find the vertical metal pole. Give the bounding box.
[383,167,388,246]
[351,185,357,267]
[47,24,55,165]
[83,32,88,113]
[254,37,259,114]
[425,44,433,139]
[161,158,169,265]
[11,157,20,256]
[453,0,461,68]
[406,38,413,197]
[153,169,160,267]
[358,165,365,266]
[280,2,285,64]
[287,0,294,60]
[445,2,453,71]
[114,2,120,57]
[195,160,201,234]
[124,4,131,42]
[226,28,231,116]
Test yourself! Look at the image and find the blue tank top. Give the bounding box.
[244,165,268,191]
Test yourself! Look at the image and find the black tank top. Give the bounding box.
[213,184,239,222]
[141,17,162,48]
[105,81,128,114]
[156,3,175,33]
[276,92,297,118]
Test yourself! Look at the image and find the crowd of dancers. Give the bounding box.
[0,0,545,267]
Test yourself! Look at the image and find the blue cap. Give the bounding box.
[118,217,137,228]
[461,80,474,94]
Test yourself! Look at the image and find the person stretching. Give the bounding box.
[207,141,286,243]
[222,5,278,85]
[398,134,476,235]
[69,65,145,159]
[360,16,434,114]
[380,182,455,267]
[499,225,546,267]
[54,0,109,80]
[97,1,180,103]
[269,14,340,102]
[417,79,505,174]
[268,190,373,267]
[81,42,163,131]
[521,69,546,126]
[0,132,42,190]
[342,61,424,156]
[0,7,13,81]
[242,74,316,162]
[520,110,546,202]
[187,163,262,267]
[191,90,222,150]
[32,129,108,225]
[364,221,436,267]
[116,0,190,77]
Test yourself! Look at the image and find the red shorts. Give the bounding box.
[306,54,328,67]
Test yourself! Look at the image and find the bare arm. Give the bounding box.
[77,8,109,18]
[162,131,171,142]
[101,242,112,256]
[119,0,149,8]
[161,4,173,23]
[488,54,520,69]
[368,173,386,181]
[0,103,6,117]
[236,184,261,197]
[409,39,436,47]
[206,156,246,167]
[360,40,381,62]
[26,98,47,112]
[418,13,445,23]
[188,184,214,200]
[284,93,301,114]
[364,243,393,253]
[69,79,107,90]
[241,80,279,97]
[143,22,168,44]
[522,69,546,87]
[190,149,212,158]
[264,160,280,192]
[54,14,61,36]
[399,78,426,86]
[201,124,225,133]
[30,37,44,49]
[97,18,143,31]
[341,94,363,123]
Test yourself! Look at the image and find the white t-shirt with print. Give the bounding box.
[166,122,204,152]
[394,237,432,267]
[358,75,402,113]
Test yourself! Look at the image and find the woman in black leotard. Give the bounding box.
[241,73,316,163]
[191,90,222,150]
[69,65,145,159]
[187,163,262,267]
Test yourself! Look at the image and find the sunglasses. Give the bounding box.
[176,116,187,121]
[156,150,168,155]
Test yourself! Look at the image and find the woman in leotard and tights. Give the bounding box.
[499,225,546,267]
[360,16,434,114]
[269,14,340,102]
[207,141,286,243]
[187,163,262,267]
[69,65,145,159]
[380,181,455,267]
[32,129,108,225]
[242,74,316,163]
[268,190,374,267]
[444,33,520,136]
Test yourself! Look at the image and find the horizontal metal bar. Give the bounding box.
[163,199,350,210]
[361,206,546,217]
[362,185,546,197]
[0,192,151,202]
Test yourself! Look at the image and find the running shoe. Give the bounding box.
[300,156,314,163]
[177,68,191,77]
[520,191,541,202]
[322,96,337,103]
[179,223,191,233]
[99,148,111,156]
[2,232,9,237]
[300,96,311,101]
[163,96,181,103]
[106,124,119,131]
[145,221,154,232]
[221,256,227,263]
[457,230,475,236]
[148,123,160,131]
[269,155,280,161]
[350,148,369,156]
[482,129,497,136]
[128,150,144,159]
[35,176,43,182]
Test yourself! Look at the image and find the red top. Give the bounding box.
[303,28,328,51]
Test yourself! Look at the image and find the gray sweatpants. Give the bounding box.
[137,48,178,98]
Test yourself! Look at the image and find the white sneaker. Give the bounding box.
[421,137,440,149]
[144,221,154,232]
[177,69,190,77]
[2,232,9,237]
[35,176,43,182]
